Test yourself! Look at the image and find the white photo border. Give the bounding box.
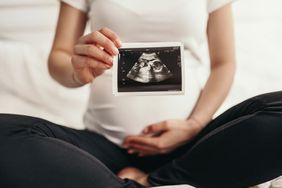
[113,42,185,96]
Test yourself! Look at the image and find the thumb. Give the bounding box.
[143,121,169,134]
[73,68,94,85]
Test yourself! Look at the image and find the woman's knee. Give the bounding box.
[236,91,282,115]
[0,114,56,139]
[0,114,41,127]
[254,91,282,106]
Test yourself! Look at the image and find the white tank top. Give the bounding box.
[61,0,234,145]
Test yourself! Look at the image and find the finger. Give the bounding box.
[138,146,174,157]
[78,31,119,56]
[125,136,158,148]
[92,68,106,77]
[143,121,169,134]
[138,152,158,157]
[74,68,94,84]
[127,149,138,155]
[72,55,110,70]
[99,27,122,48]
[137,149,161,157]
[74,44,113,65]
[127,143,157,154]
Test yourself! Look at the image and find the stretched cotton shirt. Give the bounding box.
[61,0,234,145]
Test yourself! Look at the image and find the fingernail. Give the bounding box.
[128,150,134,154]
[108,56,113,63]
[115,39,122,47]
[112,47,119,55]
[143,128,149,134]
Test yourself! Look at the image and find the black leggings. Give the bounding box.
[0,91,282,188]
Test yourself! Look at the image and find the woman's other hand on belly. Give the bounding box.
[122,119,203,157]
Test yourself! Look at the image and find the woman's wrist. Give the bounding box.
[187,116,206,135]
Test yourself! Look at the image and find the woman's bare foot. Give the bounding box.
[117,167,151,186]
[137,175,151,187]
[118,167,146,180]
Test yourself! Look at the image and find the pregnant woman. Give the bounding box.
[0,0,281,188]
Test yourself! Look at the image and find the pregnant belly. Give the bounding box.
[84,60,202,146]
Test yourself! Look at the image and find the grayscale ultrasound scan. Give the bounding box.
[113,42,184,95]
[126,52,173,83]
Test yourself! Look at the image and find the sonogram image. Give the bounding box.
[126,52,173,83]
[117,46,182,93]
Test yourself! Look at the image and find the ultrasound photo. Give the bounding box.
[113,42,184,95]
[126,52,173,83]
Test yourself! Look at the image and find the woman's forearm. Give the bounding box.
[188,62,236,128]
[48,2,88,88]
[189,4,236,129]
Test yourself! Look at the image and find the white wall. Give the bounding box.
[216,0,282,115]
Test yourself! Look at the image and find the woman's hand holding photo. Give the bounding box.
[72,27,122,85]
